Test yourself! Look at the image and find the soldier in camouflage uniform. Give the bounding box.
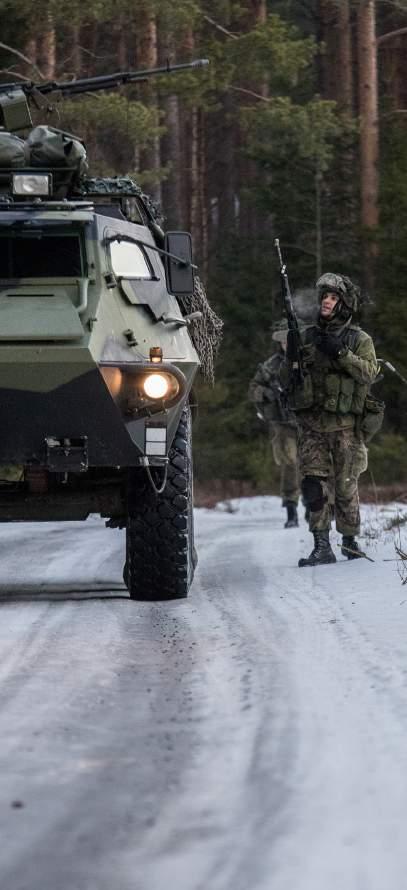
[284,273,378,566]
[249,321,300,528]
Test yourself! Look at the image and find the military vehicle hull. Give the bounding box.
[0,204,200,598]
[0,57,215,600]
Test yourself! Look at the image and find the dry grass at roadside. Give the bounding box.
[194,481,407,510]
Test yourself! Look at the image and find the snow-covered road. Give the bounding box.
[0,497,407,890]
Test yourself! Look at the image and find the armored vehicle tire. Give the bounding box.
[124,406,197,601]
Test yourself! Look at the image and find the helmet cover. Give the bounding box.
[316,272,359,313]
[316,272,347,298]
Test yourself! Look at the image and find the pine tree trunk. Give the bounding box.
[380,29,407,112]
[318,0,339,100]
[238,0,268,239]
[137,10,161,205]
[24,38,38,67]
[357,0,379,285]
[84,25,98,77]
[190,106,200,249]
[161,93,183,228]
[250,0,266,25]
[115,18,128,70]
[336,0,358,273]
[337,1,353,113]
[199,108,208,277]
[217,93,236,235]
[38,11,56,80]
[180,27,207,263]
[23,38,38,80]
[71,26,82,79]
[157,26,183,229]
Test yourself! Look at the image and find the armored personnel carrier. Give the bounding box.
[0,61,214,600]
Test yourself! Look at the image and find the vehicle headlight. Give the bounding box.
[143,373,170,400]
[12,174,52,196]
[98,361,185,415]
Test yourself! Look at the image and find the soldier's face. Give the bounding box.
[320,292,339,318]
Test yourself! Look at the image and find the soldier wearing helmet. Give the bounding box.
[282,272,379,566]
[249,319,300,527]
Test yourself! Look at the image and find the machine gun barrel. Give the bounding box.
[0,58,209,131]
[0,59,209,99]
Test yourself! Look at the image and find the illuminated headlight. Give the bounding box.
[98,361,185,414]
[143,373,170,400]
[12,174,51,196]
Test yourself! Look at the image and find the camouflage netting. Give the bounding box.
[179,276,223,385]
[77,176,163,223]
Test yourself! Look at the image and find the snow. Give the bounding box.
[0,497,407,889]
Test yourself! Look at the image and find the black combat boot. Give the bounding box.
[284,502,299,528]
[341,535,363,559]
[298,529,336,567]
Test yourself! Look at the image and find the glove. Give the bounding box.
[316,332,345,359]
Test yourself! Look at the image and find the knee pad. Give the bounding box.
[301,475,327,513]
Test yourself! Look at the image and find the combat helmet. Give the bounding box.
[316,272,360,315]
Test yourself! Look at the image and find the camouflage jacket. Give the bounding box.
[249,351,297,426]
[281,322,378,432]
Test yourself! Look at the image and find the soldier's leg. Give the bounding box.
[298,427,332,531]
[332,429,368,537]
[270,424,286,503]
[297,426,336,566]
[279,425,300,506]
[327,471,336,520]
[271,423,285,506]
[272,424,300,527]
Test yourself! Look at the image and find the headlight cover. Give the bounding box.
[143,373,170,400]
[12,174,52,196]
[99,361,185,415]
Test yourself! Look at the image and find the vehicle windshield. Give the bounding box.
[0,233,84,278]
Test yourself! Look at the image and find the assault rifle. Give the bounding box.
[0,59,209,132]
[378,359,407,387]
[274,238,304,383]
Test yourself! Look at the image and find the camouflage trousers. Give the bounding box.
[270,423,300,506]
[298,425,368,536]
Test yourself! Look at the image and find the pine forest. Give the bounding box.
[1,0,407,494]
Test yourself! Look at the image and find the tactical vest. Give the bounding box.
[289,324,369,415]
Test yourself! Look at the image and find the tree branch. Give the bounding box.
[377,26,407,46]
[381,108,407,116]
[0,41,44,79]
[0,68,33,82]
[230,85,271,103]
[202,14,239,40]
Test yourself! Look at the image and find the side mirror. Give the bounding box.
[164,231,194,296]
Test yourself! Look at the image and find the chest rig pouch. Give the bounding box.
[359,396,385,441]
[287,325,367,415]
